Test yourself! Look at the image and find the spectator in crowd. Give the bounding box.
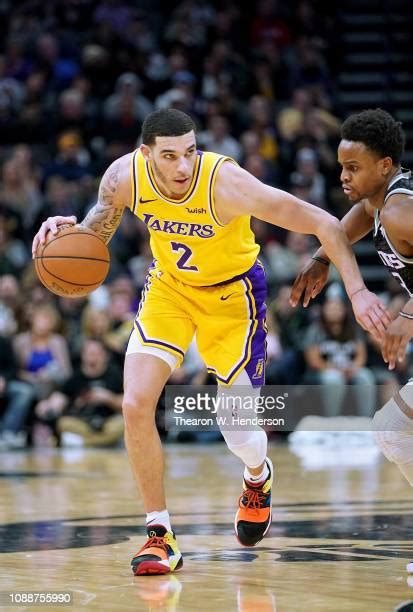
[301,107,340,175]
[290,146,326,209]
[70,303,114,363]
[302,290,376,417]
[244,95,278,163]
[0,213,29,277]
[0,146,42,232]
[250,50,289,103]
[0,273,21,334]
[42,130,92,187]
[250,0,291,50]
[13,303,72,401]
[52,88,96,146]
[198,115,242,161]
[265,230,314,284]
[94,0,136,35]
[289,36,331,94]
[240,130,261,160]
[266,284,309,385]
[243,153,279,187]
[0,333,35,449]
[36,338,123,447]
[155,71,199,119]
[103,73,153,125]
[34,175,82,229]
[56,294,87,363]
[276,87,313,136]
[104,276,135,360]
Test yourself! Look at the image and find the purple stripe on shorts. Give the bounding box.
[136,260,157,317]
[135,321,185,359]
[244,262,267,387]
[214,260,267,387]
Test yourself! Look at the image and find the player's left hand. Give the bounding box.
[350,288,392,341]
[381,315,413,370]
[290,258,329,307]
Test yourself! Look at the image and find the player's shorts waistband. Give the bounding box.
[200,259,263,287]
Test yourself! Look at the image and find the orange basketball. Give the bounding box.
[34,225,110,298]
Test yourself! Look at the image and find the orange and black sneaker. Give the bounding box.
[131,525,183,576]
[235,457,273,547]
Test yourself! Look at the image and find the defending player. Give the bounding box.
[291,108,413,571]
[32,109,390,576]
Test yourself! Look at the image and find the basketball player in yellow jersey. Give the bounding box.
[33,109,390,576]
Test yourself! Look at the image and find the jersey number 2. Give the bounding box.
[171,242,198,272]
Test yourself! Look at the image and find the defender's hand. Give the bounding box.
[290,258,329,307]
[32,215,77,257]
[381,315,413,370]
[351,288,392,341]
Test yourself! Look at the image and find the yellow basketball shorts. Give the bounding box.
[132,260,268,386]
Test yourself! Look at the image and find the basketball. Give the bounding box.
[34,225,110,298]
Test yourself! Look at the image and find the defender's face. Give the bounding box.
[337,140,388,204]
[141,131,197,198]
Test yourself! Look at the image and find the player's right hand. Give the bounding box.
[290,257,329,307]
[32,215,77,258]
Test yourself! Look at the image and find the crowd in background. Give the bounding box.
[0,0,410,449]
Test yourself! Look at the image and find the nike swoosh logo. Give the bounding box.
[220,292,236,301]
[139,197,157,203]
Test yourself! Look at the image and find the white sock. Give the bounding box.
[145,509,171,532]
[244,460,269,485]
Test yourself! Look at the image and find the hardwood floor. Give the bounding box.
[0,443,412,611]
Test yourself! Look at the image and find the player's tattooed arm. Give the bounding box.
[80,154,132,244]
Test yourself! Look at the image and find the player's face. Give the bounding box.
[337,140,389,204]
[142,131,197,198]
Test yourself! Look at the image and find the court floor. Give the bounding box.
[0,442,412,611]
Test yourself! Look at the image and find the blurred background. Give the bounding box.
[0,0,412,450]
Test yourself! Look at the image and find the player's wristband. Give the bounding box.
[399,310,413,320]
[349,287,365,300]
[311,256,330,266]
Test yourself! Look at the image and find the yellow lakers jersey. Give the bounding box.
[129,150,259,286]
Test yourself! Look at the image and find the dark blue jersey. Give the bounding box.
[373,169,413,297]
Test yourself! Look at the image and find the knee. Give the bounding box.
[223,428,267,467]
[320,369,345,385]
[351,367,375,385]
[372,397,413,464]
[7,380,35,401]
[122,391,157,432]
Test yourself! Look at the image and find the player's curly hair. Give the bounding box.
[341,108,405,164]
[142,109,196,145]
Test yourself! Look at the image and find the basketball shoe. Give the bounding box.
[235,457,273,546]
[131,525,183,576]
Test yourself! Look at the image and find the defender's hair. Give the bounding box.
[341,108,405,164]
[142,109,196,145]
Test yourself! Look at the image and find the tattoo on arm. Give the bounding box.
[80,161,125,243]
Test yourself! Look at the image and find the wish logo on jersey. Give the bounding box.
[142,213,215,238]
